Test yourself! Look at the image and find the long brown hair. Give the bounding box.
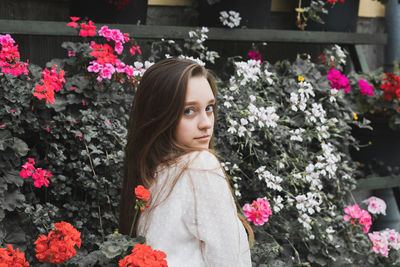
[118,58,254,246]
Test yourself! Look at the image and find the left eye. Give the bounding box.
[205,105,214,113]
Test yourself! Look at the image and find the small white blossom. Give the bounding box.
[264,69,274,85]
[290,128,305,142]
[326,226,335,234]
[273,195,284,213]
[223,95,234,108]
[298,213,312,231]
[317,125,330,140]
[227,119,238,134]
[219,10,242,28]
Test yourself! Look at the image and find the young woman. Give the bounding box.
[119,58,253,266]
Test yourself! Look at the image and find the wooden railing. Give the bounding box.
[0,19,387,44]
[356,176,400,190]
[0,19,387,73]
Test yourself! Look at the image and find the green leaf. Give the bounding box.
[10,137,29,157]
[2,189,25,211]
[3,170,24,187]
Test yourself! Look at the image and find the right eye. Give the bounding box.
[184,108,194,115]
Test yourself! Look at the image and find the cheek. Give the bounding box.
[175,119,193,143]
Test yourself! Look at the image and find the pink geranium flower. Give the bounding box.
[369,231,390,257]
[20,158,36,178]
[32,168,52,188]
[381,229,400,250]
[129,46,141,56]
[344,204,372,233]
[243,198,272,226]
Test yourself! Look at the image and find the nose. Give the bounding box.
[198,110,213,130]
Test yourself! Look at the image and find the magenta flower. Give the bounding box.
[20,158,36,178]
[327,69,350,93]
[32,168,52,188]
[248,50,262,63]
[20,158,52,188]
[123,65,135,78]
[359,79,374,96]
[243,198,272,226]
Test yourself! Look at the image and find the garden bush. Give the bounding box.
[1,18,400,266]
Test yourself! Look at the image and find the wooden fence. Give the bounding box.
[0,19,394,191]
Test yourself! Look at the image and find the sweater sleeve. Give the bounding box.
[182,151,251,267]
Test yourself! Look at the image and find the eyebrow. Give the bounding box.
[184,99,215,106]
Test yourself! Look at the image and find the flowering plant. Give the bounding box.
[346,65,400,131]
[1,16,399,266]
[295,0,351,30]
[0,17,149,265]
[129,185,151,236]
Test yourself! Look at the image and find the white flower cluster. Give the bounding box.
[219,10,242,28]
[290,81,315,112]
[233,60,262,85]
[290,128,305,142]
[221,162,241,197]
[295,192,322,215]
[318,142,341,179]
[304,163,323,190]
[305,103,327,125]
[264,69,274,85]
[273,195,284,213]
[294,142,341,191]
[223,95,234,108]
[328,87,340,103]
[332,44,346,65]
[227,96,279,137]
[188,27,209,50]
[186,27,219,64]
[132,61,154,77]
[298,213,313,231]
[255,166,283,192]
[178,55,205,66]
[316,125,330,141]
[205,51,219,64]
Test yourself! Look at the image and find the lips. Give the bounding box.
[195,135,210,142]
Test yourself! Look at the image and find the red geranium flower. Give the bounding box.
[0,244,29,266]
[119,244,167,267]
[381,72,400,101]
[135,185,150,201]
[35,221,81,264]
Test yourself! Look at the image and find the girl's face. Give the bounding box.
[175,75,215,149]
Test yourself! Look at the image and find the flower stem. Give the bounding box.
[129,208,139,237]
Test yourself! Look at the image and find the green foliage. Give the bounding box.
[1,25,399,266]
[0,32,137,265]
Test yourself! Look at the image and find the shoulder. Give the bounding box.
[183,150,222,172]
